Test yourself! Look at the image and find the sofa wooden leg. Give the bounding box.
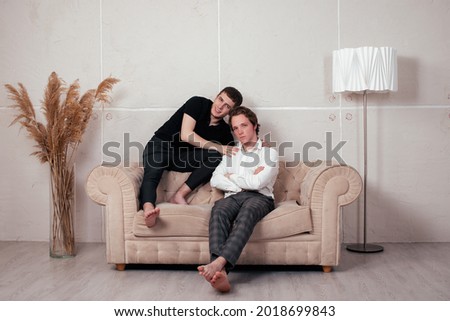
[322,266,332,273]
[116,264,126,271]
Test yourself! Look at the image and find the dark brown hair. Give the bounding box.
[219,87,243,107]
[229,106,260,135]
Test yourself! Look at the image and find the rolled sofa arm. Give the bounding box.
[300,162,362,207]
[300,162,362,267]
[85,163,143,264]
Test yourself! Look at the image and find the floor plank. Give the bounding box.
[0,241,449,300]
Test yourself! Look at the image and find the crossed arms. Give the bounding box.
[210,146,279,193]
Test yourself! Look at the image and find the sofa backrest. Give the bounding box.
[153,160,310,206]
[273,161,309,204]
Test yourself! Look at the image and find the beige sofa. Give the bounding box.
[86,160,362,272]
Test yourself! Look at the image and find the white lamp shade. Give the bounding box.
[332,47,398,94]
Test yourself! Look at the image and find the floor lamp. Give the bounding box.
[332,47,398,253]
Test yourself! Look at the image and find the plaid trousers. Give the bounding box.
[209,191,275,272]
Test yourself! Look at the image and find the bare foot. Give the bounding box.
[143,203,160,228]
[169,192,188,205]
[211,270,231,293]
[197,257,226,282]
[169,183,191,205]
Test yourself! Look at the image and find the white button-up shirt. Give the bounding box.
[210,139,279,198]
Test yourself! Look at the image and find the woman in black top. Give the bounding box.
[140,87,243,227]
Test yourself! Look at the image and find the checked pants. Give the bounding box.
[209,191,275,272]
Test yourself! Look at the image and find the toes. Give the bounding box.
[144,214,158,227]
[211,271,231,293]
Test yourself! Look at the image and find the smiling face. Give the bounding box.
[210,92,236,121]
[230,113,258,147]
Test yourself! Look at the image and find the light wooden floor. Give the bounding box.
[1,241,449,301]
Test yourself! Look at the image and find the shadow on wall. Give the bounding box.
[396,56,418,105]
[365,180,433,243]
[343,182,414,244]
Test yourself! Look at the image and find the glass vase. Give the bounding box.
[49,163,76,258]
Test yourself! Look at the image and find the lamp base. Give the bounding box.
[346,243,384,253]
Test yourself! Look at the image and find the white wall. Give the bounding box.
[1,0,449,243]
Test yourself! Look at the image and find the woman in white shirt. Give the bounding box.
[198,106,279,292]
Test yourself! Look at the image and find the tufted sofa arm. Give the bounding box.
[300,162,361,207]
[86,164,143,264]
[300,162,362,266]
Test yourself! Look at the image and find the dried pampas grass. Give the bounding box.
[6,72,119,257]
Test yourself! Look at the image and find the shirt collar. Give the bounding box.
[237,138,262,152]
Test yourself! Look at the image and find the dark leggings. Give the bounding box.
[139,136,222,207]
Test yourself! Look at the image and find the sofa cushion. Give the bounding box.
[250,200,312,241]
[133,203,213,237]
[133,200,312,240]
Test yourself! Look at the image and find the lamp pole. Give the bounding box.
[346,90,384,253]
